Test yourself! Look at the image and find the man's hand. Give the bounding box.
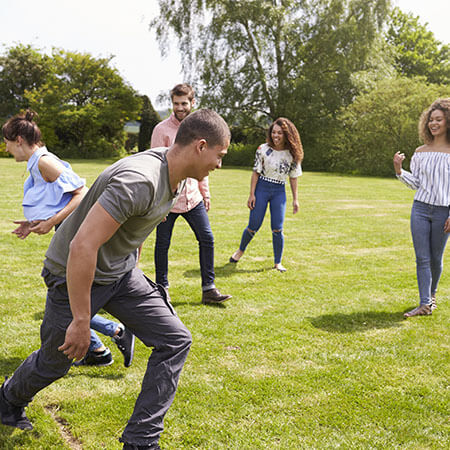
[293,200,299,214]
[58,319,91,361]
[12,220,32,239]
[203,197,211,212]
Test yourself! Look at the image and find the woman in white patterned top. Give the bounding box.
[230,118,303,272]
[394,98,450,318]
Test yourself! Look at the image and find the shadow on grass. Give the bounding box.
[171,299,228,308]
[66,370,125,380]
[33,311,44,321]
[0,358,27,375]
[309,311,405,333]
[183,262,271,279]
[0,428,42,448]
[0,357,125,381]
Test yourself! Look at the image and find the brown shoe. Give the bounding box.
[404,304,432,318]
[202,288,232,304]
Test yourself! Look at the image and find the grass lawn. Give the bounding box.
[0,157,449,449]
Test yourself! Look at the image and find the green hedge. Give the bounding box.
[223,142,257,167]
[0,141,9,158]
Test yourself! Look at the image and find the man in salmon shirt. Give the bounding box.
[151,83,232,304]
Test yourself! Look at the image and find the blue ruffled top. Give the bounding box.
[23,147,86,221]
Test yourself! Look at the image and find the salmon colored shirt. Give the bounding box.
[150,112,210,213]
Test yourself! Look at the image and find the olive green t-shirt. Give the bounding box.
[44,148,182,284]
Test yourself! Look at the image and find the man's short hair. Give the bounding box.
[170,83,195,101]
[175,109,230,148]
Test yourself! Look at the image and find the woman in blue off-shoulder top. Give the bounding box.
[2,110,135,367]
[393,98,450,318]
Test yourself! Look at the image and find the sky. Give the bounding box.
[1,0,449,108]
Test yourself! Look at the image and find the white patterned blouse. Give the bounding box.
[253,143,302,184]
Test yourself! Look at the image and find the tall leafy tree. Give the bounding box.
[138,95,160,151]
[151,0,390,169]
[25,49,142,158]
[386,7,449,85]
[0,44,50,122]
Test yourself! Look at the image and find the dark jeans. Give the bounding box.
[410,200,450,305]
[3,267,192,447]
[154,201,215,290]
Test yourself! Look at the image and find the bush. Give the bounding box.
[330,77,450,176]
[0,141,9,158]
[223,142,257,167]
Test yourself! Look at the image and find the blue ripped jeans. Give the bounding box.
[410,200,450,305]
[90,314,120,351]
[239,178,286,264]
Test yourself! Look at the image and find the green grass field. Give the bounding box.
[0,158,449,449]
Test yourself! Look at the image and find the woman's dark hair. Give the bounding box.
[2,110,42,146]
[419,98,450,144]
[267,117,304,163]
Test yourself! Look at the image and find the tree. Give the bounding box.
[151,0,390,169]
[25,49,142,158]
[138,95,160,151]
[0,44,50,122]
[386,7,450,85]
[330,77,450,176]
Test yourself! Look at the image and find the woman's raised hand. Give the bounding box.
[393,152,405,175]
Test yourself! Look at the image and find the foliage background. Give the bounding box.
[151,1,449,175]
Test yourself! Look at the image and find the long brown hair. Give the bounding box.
[267,117,303,163]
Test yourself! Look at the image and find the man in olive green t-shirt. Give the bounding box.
[1,109,230,450]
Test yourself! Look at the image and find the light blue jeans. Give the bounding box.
[90,315,120,351]
[410,200,450,305]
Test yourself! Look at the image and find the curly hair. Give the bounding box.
[267,117,304,163]
[418,98,450,144]
[2,110,42,146]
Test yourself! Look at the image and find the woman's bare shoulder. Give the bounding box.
[414,145,429,153]
[415,143,450,154]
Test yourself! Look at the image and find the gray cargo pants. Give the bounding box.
[3,267,192,447]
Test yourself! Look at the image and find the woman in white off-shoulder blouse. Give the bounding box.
[230,118,303,272]
[393,98,450,318]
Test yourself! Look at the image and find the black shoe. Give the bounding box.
[202,288,232,304]
[123,443,161,449]
[73,348,113,367]
[0,379,33,430]
[112,326,135,367]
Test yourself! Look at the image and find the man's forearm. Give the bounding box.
[66,242,97,322]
